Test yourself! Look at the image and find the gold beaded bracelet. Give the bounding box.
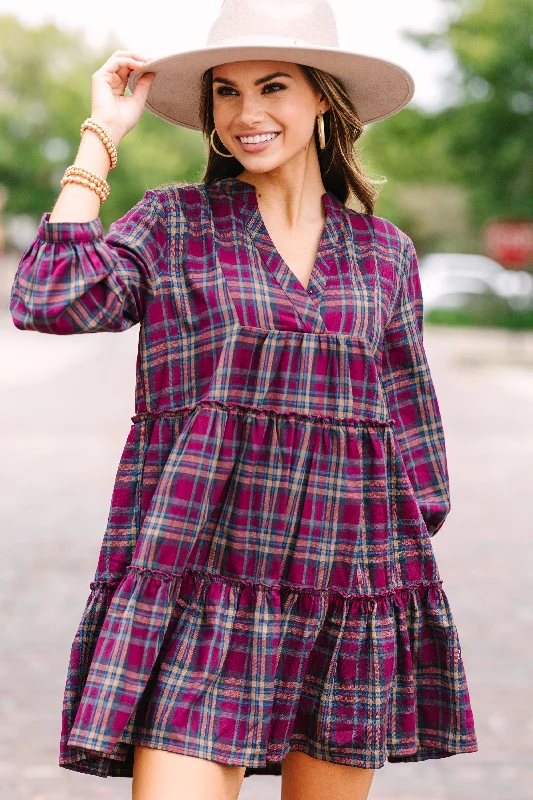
[60,175,108,204]
[63,164,110,194]
[63,164,110,191]
[61,174,109,202]
[80,117,118,170]
[60,174,108,204]
[60,166,110,204]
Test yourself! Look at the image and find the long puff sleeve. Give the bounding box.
[380,235,451,537]
[9,189,167,334]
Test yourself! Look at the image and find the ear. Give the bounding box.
[318,94,330,114]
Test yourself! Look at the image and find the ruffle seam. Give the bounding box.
[90,565,443,602]
[130,398,395,428]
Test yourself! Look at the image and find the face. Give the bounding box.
[211,59,329,174]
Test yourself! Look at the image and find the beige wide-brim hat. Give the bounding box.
[127,0,415,130]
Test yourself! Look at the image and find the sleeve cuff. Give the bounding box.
[38,212,104,243]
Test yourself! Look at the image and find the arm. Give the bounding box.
[9,188,167,334]
[379,235,451,537]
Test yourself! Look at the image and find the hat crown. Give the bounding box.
[206,0,339,48]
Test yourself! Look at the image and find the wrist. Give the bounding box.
[76,130,113,179]
[88,116,123,148]
[81,117,119,171]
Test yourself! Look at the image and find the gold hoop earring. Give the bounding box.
[210,128,234,158]
[316,110,330,150]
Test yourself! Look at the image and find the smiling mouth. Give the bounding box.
[237,132,281,144]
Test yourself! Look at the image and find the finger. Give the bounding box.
[132,72,156,102]
[98,54,150,72]
[116,59,152,85]
[107,56,149,69]
[95,56,149,79]
[108,52,155,69]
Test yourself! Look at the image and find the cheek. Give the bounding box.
[212,100,231,128]
[283,107,315,144]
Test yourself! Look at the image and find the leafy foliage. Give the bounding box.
[0,15,206,228]
[363,0,533,244]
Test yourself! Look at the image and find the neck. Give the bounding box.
[236,144,327,227]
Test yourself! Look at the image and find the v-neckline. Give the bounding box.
[223,176,343,303]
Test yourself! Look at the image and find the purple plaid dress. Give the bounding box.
[9,176,478,778]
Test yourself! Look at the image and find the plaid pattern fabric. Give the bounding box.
[9,177,478,778]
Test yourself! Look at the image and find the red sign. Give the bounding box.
[484,219,533,270]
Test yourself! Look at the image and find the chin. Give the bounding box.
[238,154,295,174]
[239,162,282,175]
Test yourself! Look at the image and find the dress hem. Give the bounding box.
[59,734,480,779]
[60,568,477,779]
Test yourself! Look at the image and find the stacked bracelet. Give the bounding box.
[80,117,118,170]
[60,165,110,204]
[58,116,118,203]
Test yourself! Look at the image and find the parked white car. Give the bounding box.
[418,253,533,314]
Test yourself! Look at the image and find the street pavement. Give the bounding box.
[1,300,532,800]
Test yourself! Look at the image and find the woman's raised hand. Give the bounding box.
[90,50,156,145]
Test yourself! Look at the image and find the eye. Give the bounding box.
[215,86,238,96]
[217,83,287,97]
[263,82,286,94]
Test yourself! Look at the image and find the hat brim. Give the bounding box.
[127,43,415,130]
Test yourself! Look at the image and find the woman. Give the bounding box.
[9,1,478,798]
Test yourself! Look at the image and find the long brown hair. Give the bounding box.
[198,63,378,214]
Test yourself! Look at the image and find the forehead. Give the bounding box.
[212,59,301,81]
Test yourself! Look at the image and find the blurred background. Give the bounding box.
[0,1,532,798]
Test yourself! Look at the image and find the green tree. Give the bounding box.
[0,15,206,228]
[362,0,533,250]
[360,106,465,249]
[412,0,533,226]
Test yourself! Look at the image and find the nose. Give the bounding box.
[234,91,266,127]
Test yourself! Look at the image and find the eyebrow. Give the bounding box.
[212,71,293,87]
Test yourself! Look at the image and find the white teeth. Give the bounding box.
[239,132,278,144]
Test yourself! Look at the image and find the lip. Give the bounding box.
[235,131,281,153]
